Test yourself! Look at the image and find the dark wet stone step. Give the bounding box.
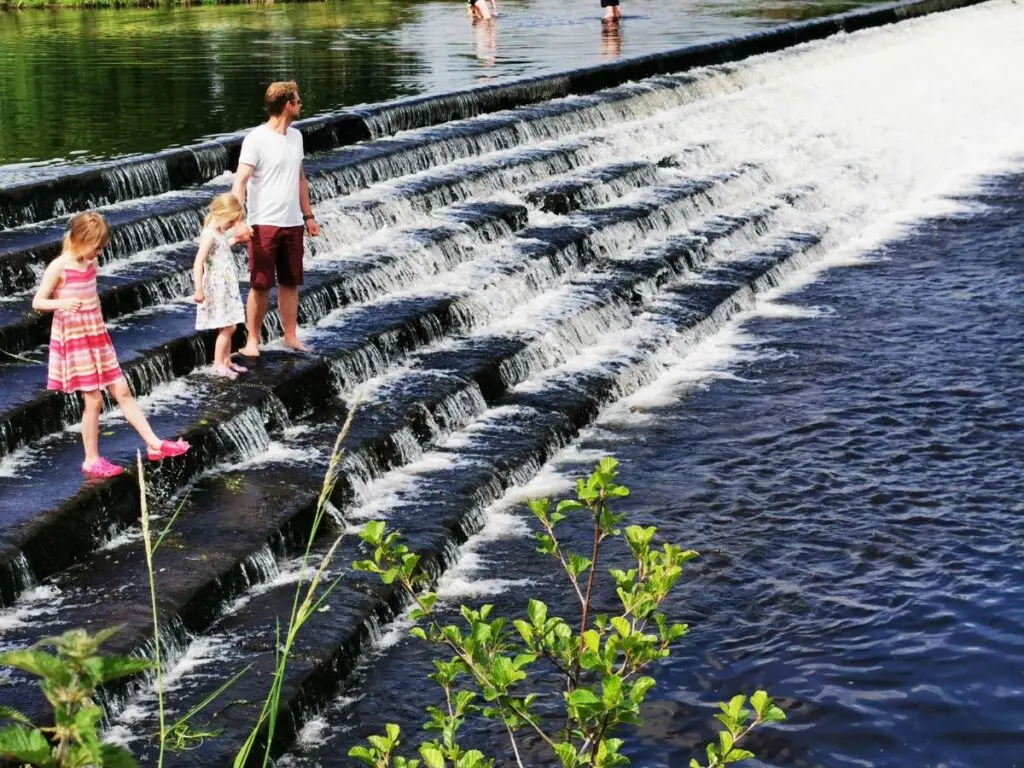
[0,203,527,459]
[523,160,661,215]
[0,372,491,723]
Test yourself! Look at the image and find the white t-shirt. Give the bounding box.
[238,124,305,227]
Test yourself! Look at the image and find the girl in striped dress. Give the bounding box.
[33,212,190,478]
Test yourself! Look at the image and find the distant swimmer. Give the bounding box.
[601,0,622,21]
[468,0,498,21]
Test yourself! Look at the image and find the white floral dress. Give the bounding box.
[195,229,245,331]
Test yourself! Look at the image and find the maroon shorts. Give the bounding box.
[248,225,304,290]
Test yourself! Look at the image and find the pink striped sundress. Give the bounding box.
[46,261,125,393]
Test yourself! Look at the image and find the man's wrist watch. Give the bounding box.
[303,213,315,221]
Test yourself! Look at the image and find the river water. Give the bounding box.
[0,0,880,178]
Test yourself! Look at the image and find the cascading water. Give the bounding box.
[0,1,1021,764]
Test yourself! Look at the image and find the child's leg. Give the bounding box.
[215,326,233,367]
[81,390,103,465]
[108,380,162,450]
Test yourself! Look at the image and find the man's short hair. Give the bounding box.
[265,81,299,116]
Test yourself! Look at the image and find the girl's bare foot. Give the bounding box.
[211,364,239,380]
[229,362,248,373]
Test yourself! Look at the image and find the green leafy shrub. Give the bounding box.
[351,458,786,768]
[0,628,150,767]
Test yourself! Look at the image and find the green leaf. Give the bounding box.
[749,690,768,716]
[513,619,534,646]
[610,617,631,638]
[555,500,585,514]
[94,655,154,683]
[360,521,387,546]
[348,745,377,766]
[718,729,734,756]
[0,725,54,767]
[602,675,623,709]
[553,741,579,768]
[456,751,489,768]
[527,498,551,521]
[0,650,70,684]
[0,707,31,727]
[566,688,600,707]
[724,747,754,764]
[100,742,140,768]
[567,554,592,579]
[419,744,446,768]
[629,676,656,704]
[527,599,547,627]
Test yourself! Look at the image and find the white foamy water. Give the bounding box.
[0,584,64,636]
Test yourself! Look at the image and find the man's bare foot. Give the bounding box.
[282,336,313,353]
[238,344,260,358]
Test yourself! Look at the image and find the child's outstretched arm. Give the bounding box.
[192,234,214,303]
[32,260,79,313]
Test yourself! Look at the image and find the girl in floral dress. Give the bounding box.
[193,193,249,379]
[33,212,190,478]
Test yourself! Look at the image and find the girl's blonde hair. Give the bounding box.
[63,211,111,257]
[204,193,245,229]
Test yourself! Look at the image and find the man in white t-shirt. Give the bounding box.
[232,80,321,357]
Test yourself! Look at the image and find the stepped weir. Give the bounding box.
[0,0,1016,763]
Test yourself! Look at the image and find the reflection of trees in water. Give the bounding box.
[0,1,424,164]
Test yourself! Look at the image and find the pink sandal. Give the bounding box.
[82,458,124,478]
[147,439,191,461]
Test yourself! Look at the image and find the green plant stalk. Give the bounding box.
[138,451,168,768]
[572,491,605,693]
[235,405,356,768]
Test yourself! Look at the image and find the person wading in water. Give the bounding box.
[232,80,321,357]
[601,0,622,22]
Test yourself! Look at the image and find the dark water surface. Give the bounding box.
[300,174,1024,767]
[0,0,879,177]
